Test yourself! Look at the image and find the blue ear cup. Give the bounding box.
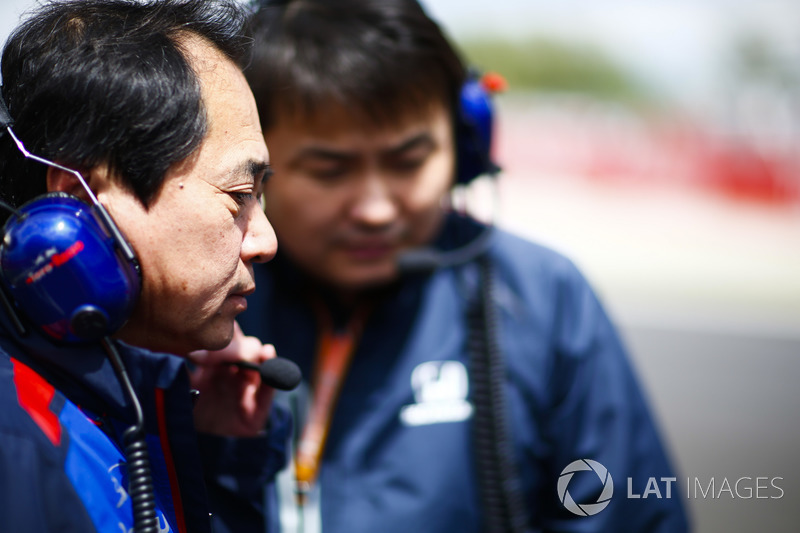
[455,73,501,185]
[0,193,141,342]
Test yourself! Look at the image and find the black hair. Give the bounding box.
[0,0,251,210]
[245,0,466,130]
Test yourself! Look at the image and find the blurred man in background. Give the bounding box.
[238,0,689,531]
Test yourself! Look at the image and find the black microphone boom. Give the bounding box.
[397,225,494,274]
[229,358,302,391]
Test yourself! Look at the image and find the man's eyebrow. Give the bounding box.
[383,132,435,156]
[231,160,272,183]
[294,146,355,162]
[257,161,273,184]
[292,133,436,163]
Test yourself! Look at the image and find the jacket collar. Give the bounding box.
[0,305,187,426]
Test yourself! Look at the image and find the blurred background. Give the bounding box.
[2,1,799,531]
[421,1,800,532]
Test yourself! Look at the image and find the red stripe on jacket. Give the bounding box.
[12,358,62,446]
[155,387,188,533]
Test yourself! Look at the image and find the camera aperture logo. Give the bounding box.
[558,459,614,516]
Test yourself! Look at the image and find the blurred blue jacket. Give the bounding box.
[239,213,690,533]
[0,309,290,533]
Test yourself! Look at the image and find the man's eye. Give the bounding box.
[309,167,346,180]
[393,158,425,172]
[231,192,254,206]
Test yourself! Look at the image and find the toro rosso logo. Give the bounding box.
[25,241,85,284]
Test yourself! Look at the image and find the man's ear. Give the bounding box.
[46,166,88,200]
[45,164,112,203]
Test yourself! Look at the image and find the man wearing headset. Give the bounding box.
[0,1,289,532]
[236,0,690,532]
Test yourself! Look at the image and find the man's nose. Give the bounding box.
[242,203,277,264]
[350,174,398,227]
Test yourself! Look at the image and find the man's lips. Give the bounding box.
[228,284,255,310]
[230,284,256,298]
[340,241,396,261]
[229,294,248,311]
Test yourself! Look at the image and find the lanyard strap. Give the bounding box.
[294,304,369,502]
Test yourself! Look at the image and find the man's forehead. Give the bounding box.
[178,33,228,75]
[282,108,446,152]
[278,97,447,136]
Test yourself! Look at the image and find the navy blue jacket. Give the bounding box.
[0,311,290,533]
[239,214,690,532]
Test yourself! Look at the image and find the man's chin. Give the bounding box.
[196,318,236,352]
[331,265,400,293]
